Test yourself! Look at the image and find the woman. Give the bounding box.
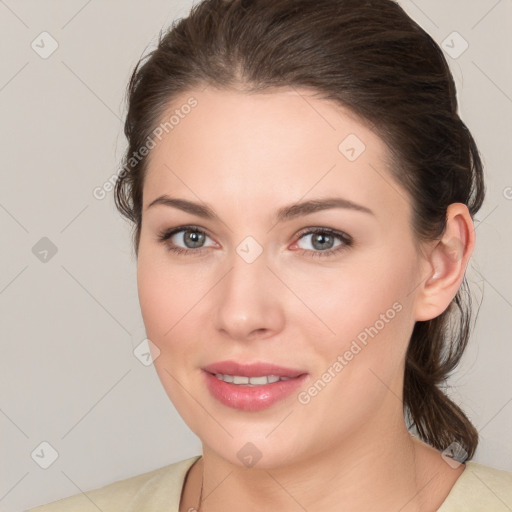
[28,0,512,510]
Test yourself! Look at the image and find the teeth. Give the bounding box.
[248,376,269,385]
[214,374,292,386]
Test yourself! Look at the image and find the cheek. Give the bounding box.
[136,251,212,406]
[286,257,414,346]
[137,252,202,343]
[137,256,208,428]
[137,267,169,343]
[297,298,414,438]
[291,249,417,390]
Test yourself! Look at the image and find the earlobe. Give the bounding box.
[414,203,475,321]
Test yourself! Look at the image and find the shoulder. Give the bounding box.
[438,461,512,511]
[24,455,201,512]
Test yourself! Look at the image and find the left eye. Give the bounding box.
[293,228,352,256]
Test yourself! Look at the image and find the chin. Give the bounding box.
[197,424,313,470]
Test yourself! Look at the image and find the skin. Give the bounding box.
[136,86,474,511]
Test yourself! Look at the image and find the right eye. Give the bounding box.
[157,226,217,256]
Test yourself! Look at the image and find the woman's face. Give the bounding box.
[137,87,428,468]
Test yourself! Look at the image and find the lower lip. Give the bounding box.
[203,371,308,412]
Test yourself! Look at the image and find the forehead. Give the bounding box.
[142,86,408,220]
[146,85,384,167]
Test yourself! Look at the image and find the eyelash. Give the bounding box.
[156,225,353,259]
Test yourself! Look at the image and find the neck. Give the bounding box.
[191,421,454,512]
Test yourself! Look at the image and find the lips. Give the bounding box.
[202,360,305,378]
[202,360,308,412]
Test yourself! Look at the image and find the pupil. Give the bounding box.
[186,231,204,248]
[313,233,333,250]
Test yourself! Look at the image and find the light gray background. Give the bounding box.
[1,1,511,510]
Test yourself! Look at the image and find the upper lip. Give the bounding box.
[202,360,307,378]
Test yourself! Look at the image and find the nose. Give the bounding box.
[212,248,286,342]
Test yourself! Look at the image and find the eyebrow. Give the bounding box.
[146,195,374,222]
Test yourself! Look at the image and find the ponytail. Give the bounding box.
[404,279,479,459]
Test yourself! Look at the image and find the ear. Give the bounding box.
[413,203,475,322]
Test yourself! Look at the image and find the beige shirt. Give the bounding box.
[26,456,512,511]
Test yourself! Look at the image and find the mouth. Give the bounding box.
[202,360,308,411]
[211,374,294,385]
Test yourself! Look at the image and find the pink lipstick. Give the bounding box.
[202,360,308,411]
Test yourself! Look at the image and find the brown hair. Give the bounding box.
[115,0,484,459]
